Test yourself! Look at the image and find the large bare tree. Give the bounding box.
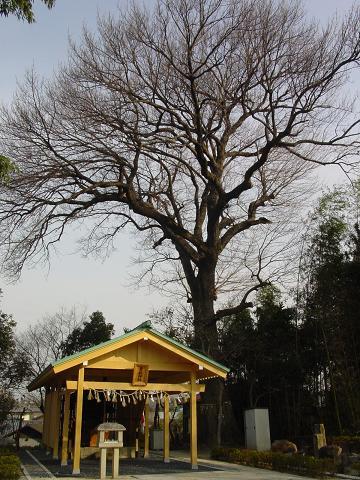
[0,0,360,361]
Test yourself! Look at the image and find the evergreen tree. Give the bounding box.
[60,311,114,356]
[300,183,360,433]
[223,285,305,438]
[0,306,30,432]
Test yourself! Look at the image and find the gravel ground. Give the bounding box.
[20,448,219,478]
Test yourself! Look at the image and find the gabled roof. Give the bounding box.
[28,321,229,391]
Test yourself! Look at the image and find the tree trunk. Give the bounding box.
[191,262,218,355]
[189,262,225,447]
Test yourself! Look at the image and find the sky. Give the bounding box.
[0,0,358,333]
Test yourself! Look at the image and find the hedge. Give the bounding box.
[0,449,21,480]
[328,436,360,453]
[0,447,16,456]
[211,447,336,477]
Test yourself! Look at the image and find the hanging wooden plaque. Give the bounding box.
[132,363,149,386]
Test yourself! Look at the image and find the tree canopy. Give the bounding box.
[299,182,360,434]
[1,0,359,360]
[0,303,30,430]
[0,0,54,22]
[60,311,114,357]
[0,309,29,389]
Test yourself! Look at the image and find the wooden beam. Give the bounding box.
[190,370,198,470]
[53,331,146,374]
[51,330,227,378]
[144,333,228,378]
[144,400,149,458]
[66,380,205,393]
[163,395,170,463]
[52,390,61,459]
[137,341,141,362]
[61,390,71,467]
[72,366,84,475]
[86,360,193,372]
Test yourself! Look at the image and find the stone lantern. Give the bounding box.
[97,422,126,479]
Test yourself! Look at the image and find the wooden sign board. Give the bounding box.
[132,363,149,386]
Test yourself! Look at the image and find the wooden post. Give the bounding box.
[61,390,71,466]
[45,391,53,449]
[190,370,198,470]
[45,391,53,448]
[99,431,107,480]
[163,395,170,463]
[112,447,119,478]
[50,391,58,449]
[72,365,84,475]
[42,391,49,446]
[52,390,61,459]
[144,400,150,458]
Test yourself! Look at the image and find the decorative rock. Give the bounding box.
[271,439,298,454]
[319,445,342,458]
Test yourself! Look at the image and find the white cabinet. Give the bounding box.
[244,408,271,451]
[150,430,163,450]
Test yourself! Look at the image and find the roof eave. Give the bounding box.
[27,365,54,392]
[28,324,229,387]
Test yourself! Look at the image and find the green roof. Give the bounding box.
[52,320,229,373]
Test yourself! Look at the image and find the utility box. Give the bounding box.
[244,408,271,451]
[150,429,163,450]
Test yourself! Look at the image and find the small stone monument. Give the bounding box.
[313,423,326,457]
[97,422,126,479]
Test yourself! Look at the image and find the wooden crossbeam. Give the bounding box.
[86,360,193,371]
[65,380,205,393]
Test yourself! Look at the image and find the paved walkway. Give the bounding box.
[19,448,319,480]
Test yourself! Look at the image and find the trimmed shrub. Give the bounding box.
[329,436,360,453]
[211,447,336,477]
[0,447,16,456]
[0,452,21,479]
[350,462,360,472]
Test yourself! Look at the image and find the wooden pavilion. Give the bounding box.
[28,321,229,474]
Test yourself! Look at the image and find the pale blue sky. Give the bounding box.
[0,0,357,332]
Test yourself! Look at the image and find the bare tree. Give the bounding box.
[16,307,85,408]
[0,0,360,364]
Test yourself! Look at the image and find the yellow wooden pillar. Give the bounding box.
[61,390,71,466]
[144,399,150,458]
[45,391,53,448]
[42,391,49,446]
[52,390,61,459]
[190,371,198,470]
[163,395,170,463]
[49,391,57,449]
[72,365,84,475]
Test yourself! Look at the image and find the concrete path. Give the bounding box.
[19,448,319,480]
